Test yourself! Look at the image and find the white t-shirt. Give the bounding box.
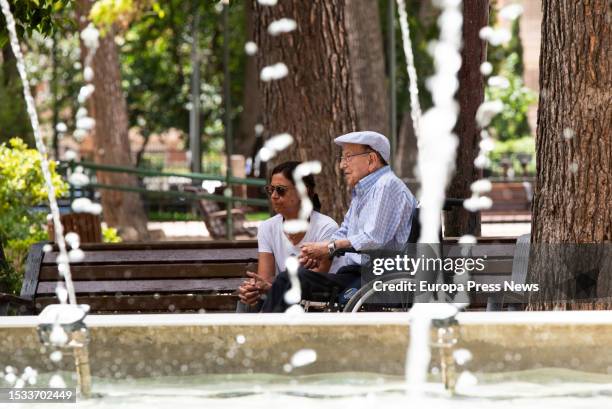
[257,211,346,275]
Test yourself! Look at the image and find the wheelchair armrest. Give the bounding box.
[331,247,358,257]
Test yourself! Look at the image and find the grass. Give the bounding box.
[245,212,270,222]
[148,211,270,222]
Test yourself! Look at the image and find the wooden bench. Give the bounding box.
[1,241,37,315]
[305,237,522,312]
[183,186,257,239]
[47,213,103,243]
[481,181,533,223]
[17,241,258,315]
[444,236,524,309]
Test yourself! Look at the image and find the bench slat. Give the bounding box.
[34,294,239,313]
[43,248,258,264]
[39,263,254,280]
[36,278,244,295]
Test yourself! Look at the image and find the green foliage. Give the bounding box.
[1,1,77,148]
[380,0,437,120]
[490,136,535,176]
[0,0,74,47]
[488,1,524,76]
[147,210,200,222]
[0,57,33,146]
[0,137,67,294]
[118,0,247,161]
[485,53,537,141]
[102,226,122,243]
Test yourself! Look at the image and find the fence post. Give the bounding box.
[223,0,234,240]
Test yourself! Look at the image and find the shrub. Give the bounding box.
[485,53,537,142]
[0,138,68,294]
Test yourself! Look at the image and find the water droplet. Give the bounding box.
[83,66,94,82]
[50,351,63,362]
[488,75,510,89]
[260,62,289,82]
[470,179,492,193]
[476,100,504,128]
[480,62,493,76]
[65,232,80,249]
[474,155,491,169]
[63,150,77,161]
[244,41,258,56]
[55,122,68,133]
[80,23,100,50]
[55,284,68,303]
[569,162,579,173]
[453,348,473,365]
[268,18,297,36]
[283,219,309,234]
[49,325,69,346]
[68,249,85,263]
[290,349,317,367]
[49,373,66,388]
[563,128,575,140]
[458,235,477,244]
[499,4,524,21]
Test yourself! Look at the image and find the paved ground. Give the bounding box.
[148,221,531,241]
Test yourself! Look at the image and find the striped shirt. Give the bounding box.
[331,166,417,265]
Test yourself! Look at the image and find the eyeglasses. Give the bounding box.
[264,184,291,197]
[337,150,374,163]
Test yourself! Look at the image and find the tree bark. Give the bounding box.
[528,0,611,310]
[235,0,261,157]
[344,0,389,137]
[76,0,149,241]
[395,110,418,181]
[253,0,387,221]
[444,0,489,237]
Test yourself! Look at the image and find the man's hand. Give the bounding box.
[300,241,329,261]
[298,254,320,270]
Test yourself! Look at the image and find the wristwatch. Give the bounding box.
[327,240,336,259]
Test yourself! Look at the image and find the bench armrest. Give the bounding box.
[0,293,33,305]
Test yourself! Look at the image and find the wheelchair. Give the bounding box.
[301,199,466,313]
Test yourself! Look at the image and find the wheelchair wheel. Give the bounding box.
[342,273,415,313]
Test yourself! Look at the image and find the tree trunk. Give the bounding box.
[528,0,611,310]
[444,0,489,237]
[395,110,418,181]
[235,0,261,158]
[344,0,389,137]
[76,1,149,241]
[0,44,33,146]
[253,0,387,221]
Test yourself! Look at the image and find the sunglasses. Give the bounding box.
[264,184,291,197]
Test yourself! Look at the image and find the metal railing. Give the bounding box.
[59,161,269,239]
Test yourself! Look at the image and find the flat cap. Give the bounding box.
[334,131,390,163]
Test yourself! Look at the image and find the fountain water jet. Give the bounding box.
[0,0,93,396]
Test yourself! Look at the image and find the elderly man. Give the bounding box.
[259,131,417,312]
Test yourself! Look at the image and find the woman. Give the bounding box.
[237,161,341,312]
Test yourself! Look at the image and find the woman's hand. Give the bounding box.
[238,278,261,306]
[246,271,272,293]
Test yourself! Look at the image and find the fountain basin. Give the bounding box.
[2,311,612,378]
